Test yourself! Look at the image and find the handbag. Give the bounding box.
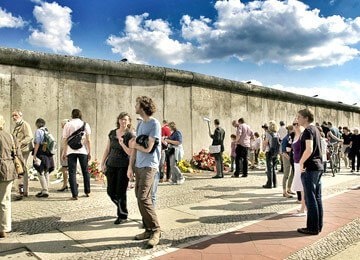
[10,135,24,175]
[209,145,221,154]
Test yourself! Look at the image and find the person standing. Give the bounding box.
[0,115,24,238]
[341,127,352,169]
[159,120,171,182]
[262,121,280,188]
[58,119,70,192]
[253,132,261,168]
[233,118,254,178]
[210,119,225,178]
[282,125,295,198]
[12,110,33,199]
[101,112,133,224]
[350,128,360,173]
[291,121,306,215]
[127,96,161,248]
[33,118,55,198]
[62,109,92,200]
[165,122,185,184]
[278,121,288,172]
[298,108,324,235]
[327,122,342,153]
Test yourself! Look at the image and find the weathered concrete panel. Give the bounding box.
[192,86,232,155]
[95,75,132,159]
[131,78,164,123]
[164,81,192,158]
[59,71,97,159]
[0,64,11,132]
[11,67,59,162]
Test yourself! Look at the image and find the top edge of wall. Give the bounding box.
[0,46,358,113]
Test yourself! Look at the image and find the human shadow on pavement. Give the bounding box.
[11,216,114,235]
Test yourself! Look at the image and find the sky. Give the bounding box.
[1,0,360,105]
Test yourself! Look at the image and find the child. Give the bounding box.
[230,134,236,172]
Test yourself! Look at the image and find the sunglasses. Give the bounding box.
[292,123,299,126]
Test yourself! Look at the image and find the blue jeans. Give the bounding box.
[151,171,160,207]
[301,170,323,232]
[67,153,90,198]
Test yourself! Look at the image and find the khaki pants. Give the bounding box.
[282,155,294,190]
[14,151,30,196]
[134,167,160,232]
[0,181,13,232]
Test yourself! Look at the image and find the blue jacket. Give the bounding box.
[281,134,290,155]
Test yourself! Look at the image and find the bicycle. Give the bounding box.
[328,142,341,177]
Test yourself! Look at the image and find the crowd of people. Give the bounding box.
[1,101,359,244]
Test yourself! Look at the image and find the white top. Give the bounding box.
[62,118,91,155]
[278,126,288,140]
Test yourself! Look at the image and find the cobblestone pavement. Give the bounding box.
[4,168,360,259]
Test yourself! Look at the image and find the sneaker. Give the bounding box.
[170,181,177,185]
[297,228,318,235]
[147,230,161,248]
[135,230,152,240]
[114,218,128,225]
[178,178,185,185]
[70,197,78,200]
[36,193,49,198]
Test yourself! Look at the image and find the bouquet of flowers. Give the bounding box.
[191,149,216,171]
[28,167,39,181]
[178,159,200,173]
[89,159,106,182]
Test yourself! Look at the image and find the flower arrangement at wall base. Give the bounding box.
[258,151,266,167]
[89,159,106,182]
[191,149,231,172]
[178,159,200,173]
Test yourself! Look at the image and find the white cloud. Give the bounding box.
[107,13,195,64]
[0,7,26,28]
[241,79,263,86]
[28,1,81,55]
[108,0,360,69]
[266,82,360,105]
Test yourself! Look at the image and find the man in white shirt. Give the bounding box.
[62,109,91,200]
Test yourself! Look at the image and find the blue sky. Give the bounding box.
[1,0,360,104]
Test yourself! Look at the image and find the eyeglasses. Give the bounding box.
[292,123,299,126]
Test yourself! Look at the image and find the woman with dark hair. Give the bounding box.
[33,118,55,198]
[164,122,185,185]
[101,112,134,224]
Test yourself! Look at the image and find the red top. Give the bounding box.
[161,125,171,137]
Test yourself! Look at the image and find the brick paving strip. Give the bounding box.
[153,186,360,260]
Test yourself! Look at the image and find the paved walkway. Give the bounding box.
[154,187,360,260]
[0,169,360,259]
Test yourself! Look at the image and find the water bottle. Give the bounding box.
[19,184,24,195]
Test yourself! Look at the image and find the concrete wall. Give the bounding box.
[1,47,360,164]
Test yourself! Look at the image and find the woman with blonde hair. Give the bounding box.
[263,121,280,188]
[101,112,134,224]
[291,120,306,216]
[0,115,24,238]
[58,119,70,192]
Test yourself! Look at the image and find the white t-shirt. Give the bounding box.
[278,126,288,140]
[62,118,91,155]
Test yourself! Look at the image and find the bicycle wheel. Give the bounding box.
[336,155,341,172]
[330,157,335,177]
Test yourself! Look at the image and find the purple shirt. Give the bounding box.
[292,137,302,163]
[237,123,254,147]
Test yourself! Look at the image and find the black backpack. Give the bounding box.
[269,132,280,158]
[67,122,86,150]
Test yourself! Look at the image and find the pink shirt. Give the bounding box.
[237,123,254,148]
[62,118,91,155]
[231,141,236,157]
